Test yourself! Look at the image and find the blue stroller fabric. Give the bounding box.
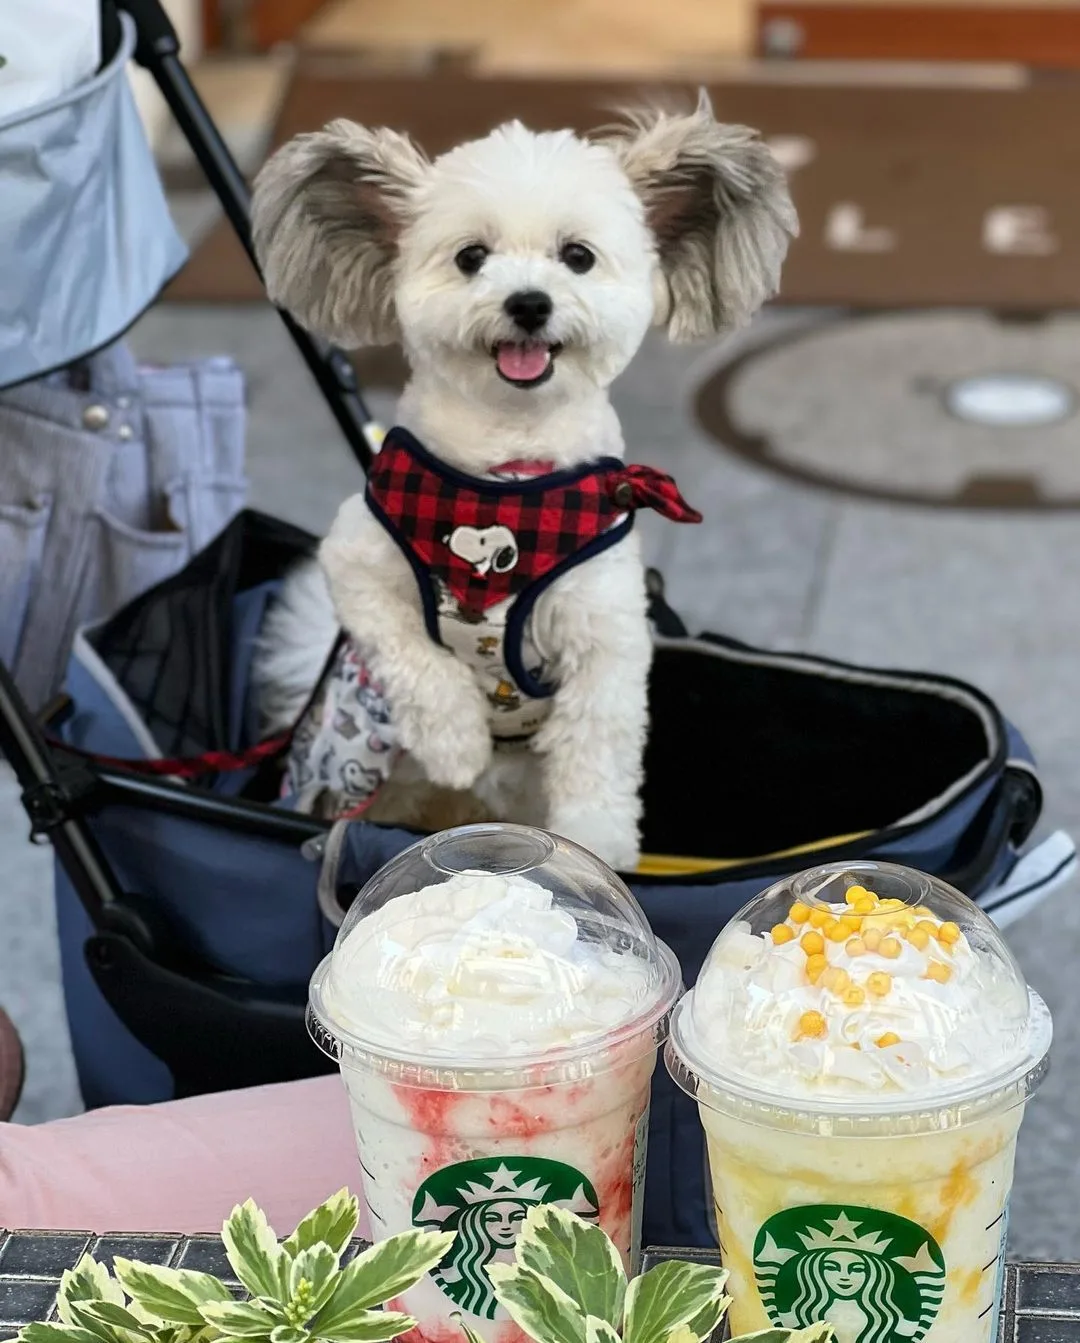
[0,12,186,391]
[53,511,1069,1250]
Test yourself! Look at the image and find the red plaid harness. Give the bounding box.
[366,427,702,700]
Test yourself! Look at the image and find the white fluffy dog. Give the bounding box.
[249,94,796,870]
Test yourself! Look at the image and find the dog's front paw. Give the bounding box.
[396,661,492,791]
[547,805,641,873]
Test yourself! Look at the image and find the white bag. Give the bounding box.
[0,0,100,120]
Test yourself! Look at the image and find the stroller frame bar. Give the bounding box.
[117,0,378,475]
[0,659,155,948]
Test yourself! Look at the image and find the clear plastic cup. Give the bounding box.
[309,824,682,1343]
[666,860,1051,1343]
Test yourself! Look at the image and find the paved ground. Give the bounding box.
[2,280,1078,1257]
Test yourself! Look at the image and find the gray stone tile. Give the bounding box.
[805,504,1080,830]
[807,504,1080,667]
[0,764,82,1126]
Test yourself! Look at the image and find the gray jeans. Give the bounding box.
[0,342,247,710]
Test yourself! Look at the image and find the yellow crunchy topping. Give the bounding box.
[766,885,966,1019]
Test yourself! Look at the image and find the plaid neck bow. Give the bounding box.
[367,427,702,619]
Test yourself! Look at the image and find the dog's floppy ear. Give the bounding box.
[603,91,798,341]
[251,118,429,347]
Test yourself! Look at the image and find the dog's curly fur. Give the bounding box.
[249,92,797,869]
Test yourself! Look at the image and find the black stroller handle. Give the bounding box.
[113,0,378,475]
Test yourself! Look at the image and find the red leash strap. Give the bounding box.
[609,465,703,524]
[52,730,293,780]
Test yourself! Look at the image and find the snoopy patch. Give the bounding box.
[446,524,519,576]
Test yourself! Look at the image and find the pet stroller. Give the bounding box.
[0,0,1074,1250]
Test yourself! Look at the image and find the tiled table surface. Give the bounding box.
[0,1232,1077,1342]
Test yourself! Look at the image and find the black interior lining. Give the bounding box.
[640,641,996,859]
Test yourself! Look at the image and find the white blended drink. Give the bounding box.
[666,860,1051,1343]
[308,824,681,1343]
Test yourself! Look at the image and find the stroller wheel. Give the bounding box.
[0,1008,25,1121]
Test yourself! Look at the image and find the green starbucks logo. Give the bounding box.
[412,1157,599,1319]
[754,1206,946,1343]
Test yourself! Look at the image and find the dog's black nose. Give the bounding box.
[504,290,553,334]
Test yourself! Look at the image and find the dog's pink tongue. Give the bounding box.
[496,342,550,381]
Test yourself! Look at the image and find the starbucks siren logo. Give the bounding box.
[754,1205,946,1343]
[412,1156,599,1319]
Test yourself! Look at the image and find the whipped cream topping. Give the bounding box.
[320,871,657,1058]
[686,888,1030,1100]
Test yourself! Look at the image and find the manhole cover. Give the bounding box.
[696,311,1080,509]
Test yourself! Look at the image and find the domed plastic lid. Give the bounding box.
[668,861,1051,1126]
[309,824,682,1084]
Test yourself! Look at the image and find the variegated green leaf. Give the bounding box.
[485,1263,586,1343]
[286,1245,340,1321]
[19,1325,102,1343]
[311,1230,454,1332]
[75,1302,157,1341]
[623,1262,729,1343]
[729,1327,833,1343]
[310,1310,416,1343]
[156,1327,207,1343]
[679,1289,733,1343]
[585,1317,621,1343]
[198,1301,279,1338]
[61,1303,122,1343]
[513,1205,626,1331]
[113,1261,233,1326]
[222,1202,288,1301]
[269,1328,306,1343]
[58,1257,127,1325]
[283,1191,359,1261]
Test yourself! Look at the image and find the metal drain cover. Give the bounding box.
[696,311,1080,509]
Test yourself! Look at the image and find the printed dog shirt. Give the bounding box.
[283,427,701,817]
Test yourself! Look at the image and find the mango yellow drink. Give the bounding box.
[666,861,1051,1343]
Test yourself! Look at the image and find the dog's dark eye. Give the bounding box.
[455,244,489,276]
[560,242,595,274]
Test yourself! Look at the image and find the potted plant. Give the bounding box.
[15,1192,830,1343]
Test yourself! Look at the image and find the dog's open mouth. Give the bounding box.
[493,341,563,388]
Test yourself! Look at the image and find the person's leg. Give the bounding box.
[0,1076,370,1237]
[0,1009,25,1122]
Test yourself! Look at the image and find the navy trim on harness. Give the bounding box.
[503,513,635,698]
[365,486,443,644]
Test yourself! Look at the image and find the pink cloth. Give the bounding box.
[0,1076,372,1238]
